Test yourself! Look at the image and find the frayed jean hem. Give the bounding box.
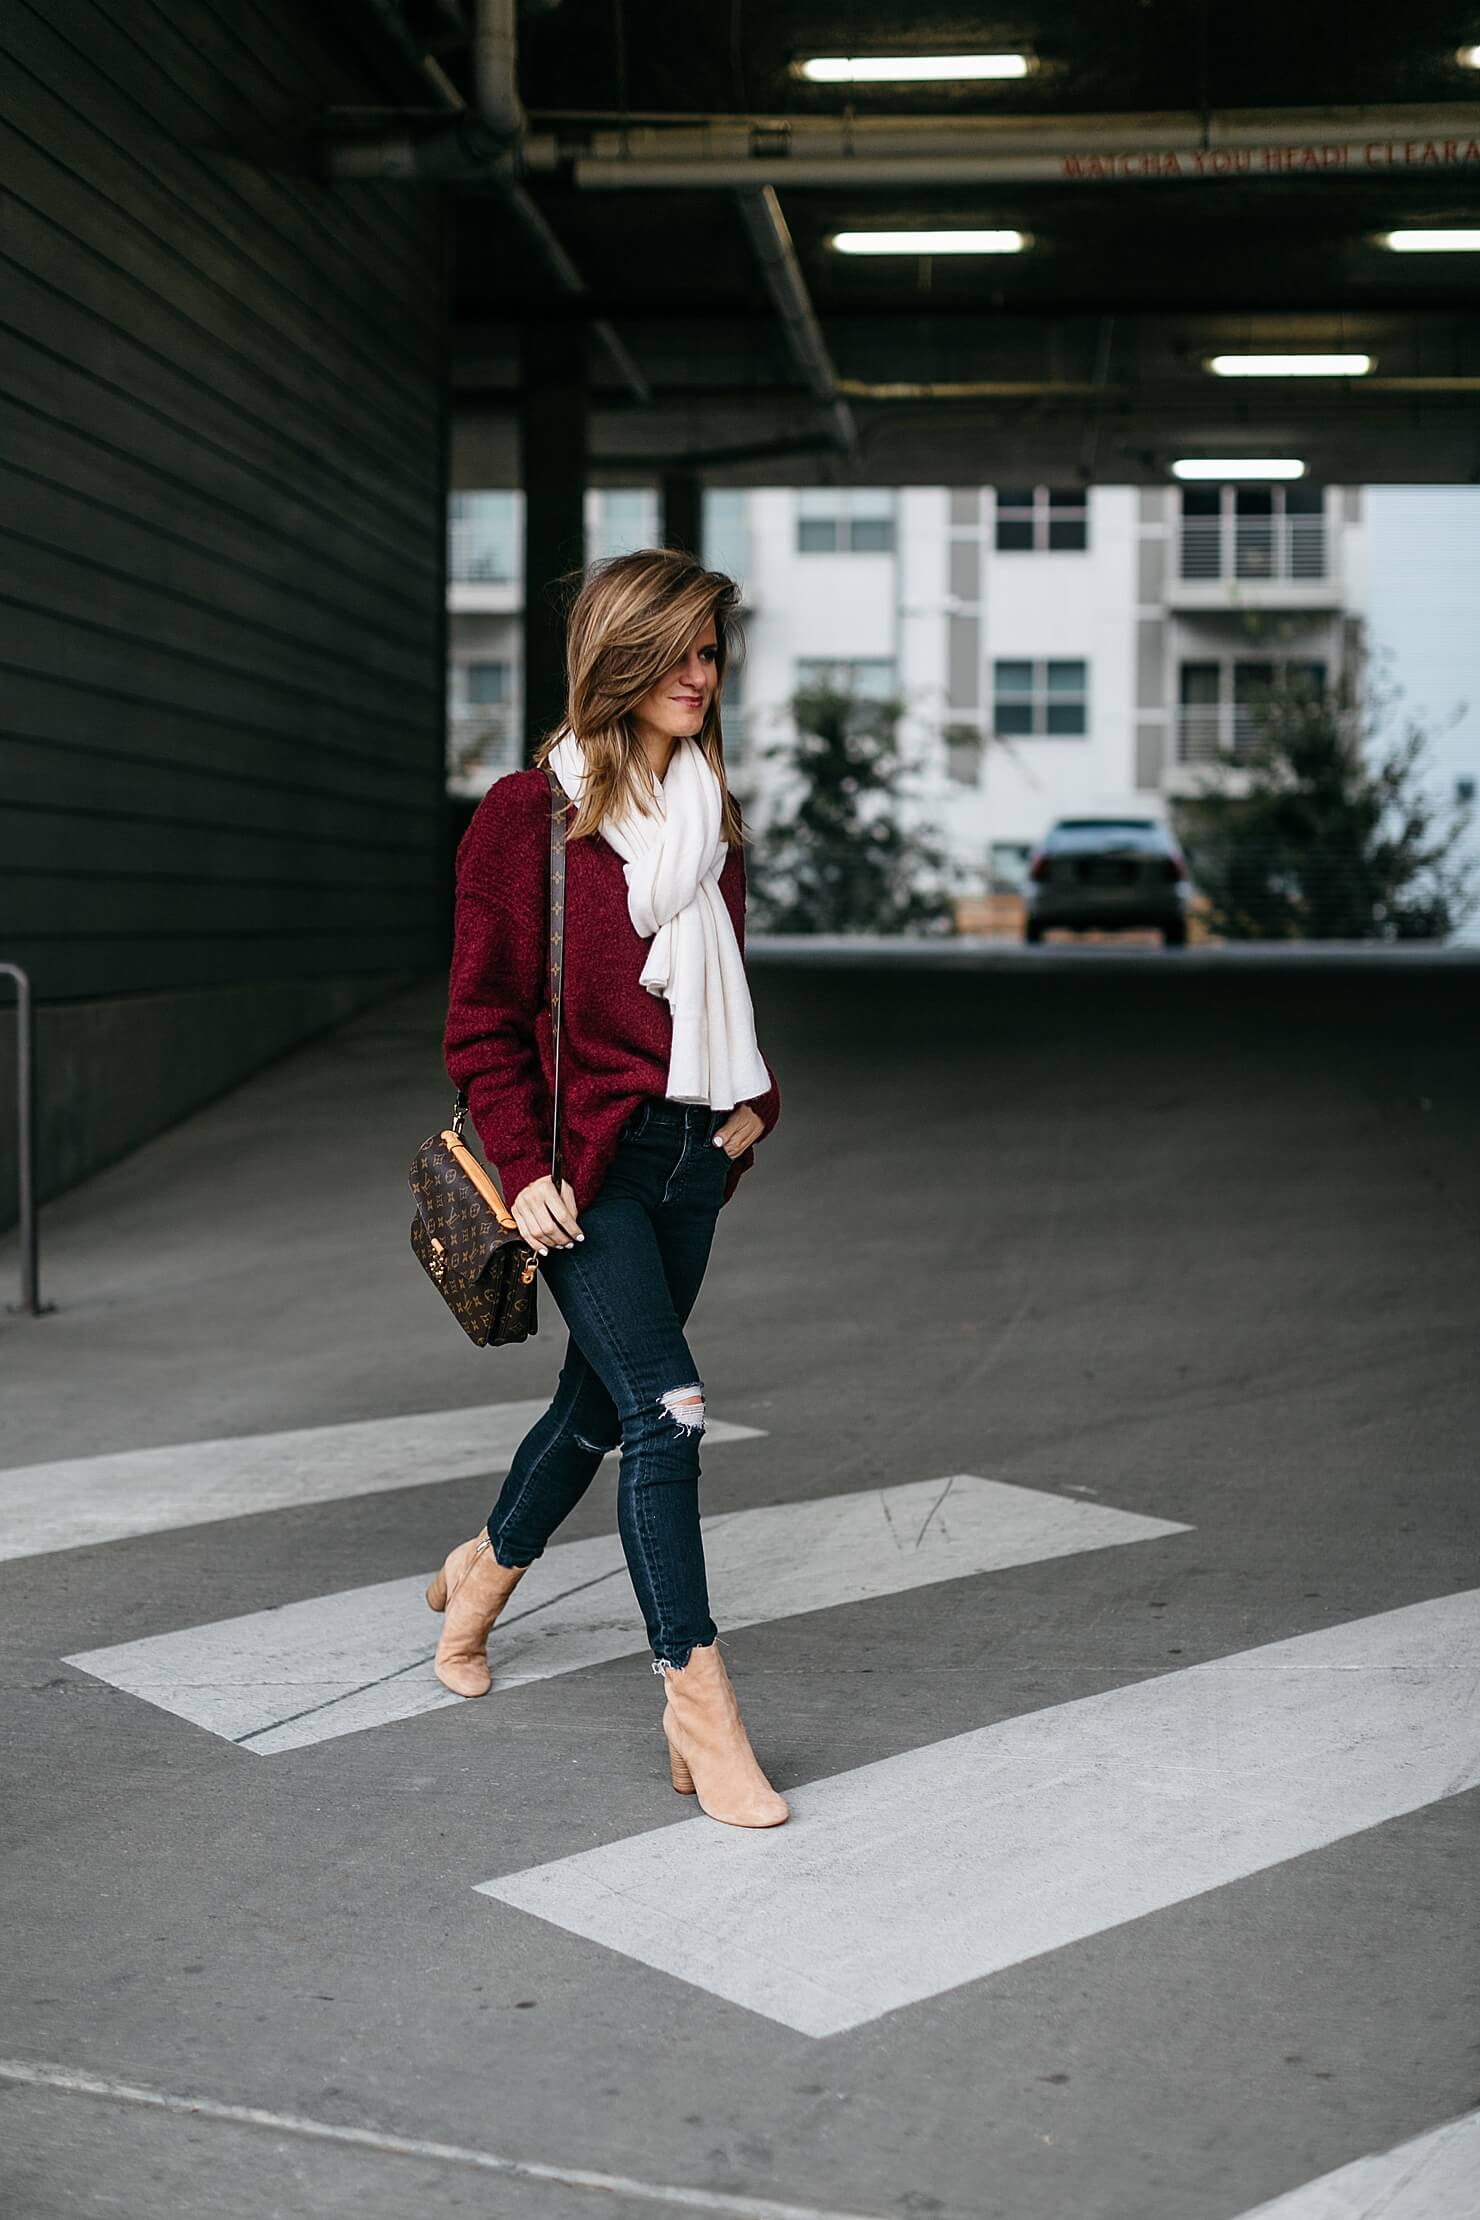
[486,1518,541,1571]
[651,1631,719,1676]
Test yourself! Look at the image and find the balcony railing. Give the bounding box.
[1176,706,1266,764]
[1179,515,1327,583]
[448,522,520,585]
[449,709,523,789]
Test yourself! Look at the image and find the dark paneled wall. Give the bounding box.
[0,0,449,1217]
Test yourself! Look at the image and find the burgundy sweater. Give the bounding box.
[443,768,781,1214]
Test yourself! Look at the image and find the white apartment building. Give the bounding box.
[447,480,1477,907]
[729,482,1365,896]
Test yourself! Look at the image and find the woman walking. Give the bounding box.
[433,549,788,1829]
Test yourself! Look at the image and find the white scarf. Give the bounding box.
[546,729,771,1110]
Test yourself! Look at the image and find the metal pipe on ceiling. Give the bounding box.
[527,103,1480,156]
[474,0,650,401]
[523,103,1480,188]
[832,376,1480,399]
[333,0,649,401]
[472,0,523,142]
[567,151,1479,187]
[735,189,857,459]
[500,194,652,401]
[600,434,837,471]
[337,97,1480,184]
[837,381,1131,400]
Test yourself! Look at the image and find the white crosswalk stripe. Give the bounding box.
[0,1403,765,1562]
[477,1588,1480,2039]
[65,1477,1188,1755]
[1228,2105,1480,2219]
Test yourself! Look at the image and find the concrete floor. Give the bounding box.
[2,950,1477,2220]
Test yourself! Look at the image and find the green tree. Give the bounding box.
[1173,656,1475,941]
[745,681,959,934]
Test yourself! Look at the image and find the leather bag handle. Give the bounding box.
[438,1126,523,1234]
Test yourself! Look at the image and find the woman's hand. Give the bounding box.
[513,1107,764,1255]
[711,1105,765,1160]
[512,1175,583,1257]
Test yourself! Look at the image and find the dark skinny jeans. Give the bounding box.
[484,1097,731,1670]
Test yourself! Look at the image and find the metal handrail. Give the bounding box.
[1,961,52,1315]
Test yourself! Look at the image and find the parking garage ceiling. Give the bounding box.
[333,2,1480,485]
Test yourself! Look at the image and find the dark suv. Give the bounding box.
[1024,818,1192,947]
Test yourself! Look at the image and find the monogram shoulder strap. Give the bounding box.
[451,765,571,1194]
[544,762,570,1189]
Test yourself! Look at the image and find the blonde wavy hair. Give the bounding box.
[532,548,746,847]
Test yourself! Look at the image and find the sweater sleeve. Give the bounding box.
[443,774,555,1207]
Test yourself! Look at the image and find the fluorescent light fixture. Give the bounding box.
[830,228,1027,256]
[798,54,1030,83]
[1207,353,1373,378]
[1171,458,1307,481]
[1381,228,1480,251]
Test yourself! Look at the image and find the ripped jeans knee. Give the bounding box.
[612,1381,716,1668]
[658,1382,706,1436]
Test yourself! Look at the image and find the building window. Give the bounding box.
[994,486,1089,553]
[1177,658,1327,762]
[719,655,748,764]
[993,658,1089,737]
[591,489,658,559]
[465,661,510,707]
[449,491,521,583]
[796,488,896,554]
[795,656,898,700]
[703,489,748,583]
[1179,483,1326,581]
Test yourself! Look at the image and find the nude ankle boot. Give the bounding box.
[425,1532,527,1696]
[660,1640,789,1828]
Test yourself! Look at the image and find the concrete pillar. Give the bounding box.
[661,468,703,558]
[520,324,588,758]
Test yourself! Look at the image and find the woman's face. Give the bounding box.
[632,617,719,741]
